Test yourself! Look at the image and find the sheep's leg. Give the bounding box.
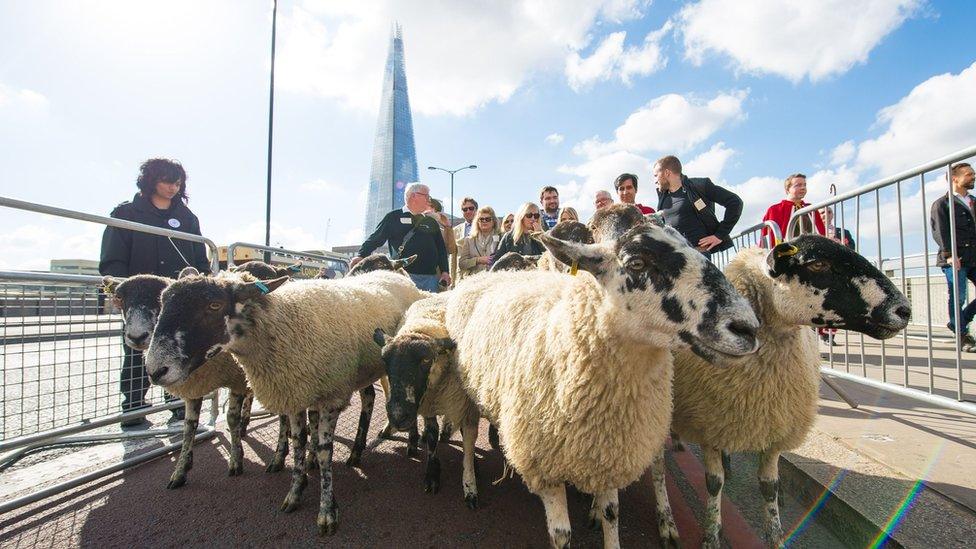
[239,391,253,435]
[670,430,685,452]
[488,422,500,451]
[461,418,479,508]
[280,411,309,513]
[421,416,440,494]
[226,391,245,477]
[439,417,455,442]
[536,484,571,549]
[316,405,342,536]
[266,415,289,473]
[407,421,420,458]
[759,450,783,546]
[651,450,680,548]
[702,446,725,549]
[588,489,620,549]
[166,398,202,489]
[347,384,375,467]
[378,377,395,439]
[306,410,320,471]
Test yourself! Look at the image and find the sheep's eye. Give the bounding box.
[626,259,646,272]
[208,301,223,311]
[806,260,830,273]
[421,357,433,365]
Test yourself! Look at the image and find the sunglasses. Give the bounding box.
[478,217,494,223]
[462,206,476,212]
[524,213,541,219]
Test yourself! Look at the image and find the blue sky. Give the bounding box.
[1,0,974,270]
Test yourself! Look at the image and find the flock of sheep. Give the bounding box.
[104,204,911,548]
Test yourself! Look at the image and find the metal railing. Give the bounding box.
[226,242,350,278]
[0,197,225,513]
[784,145,976,406]
[711,220,781,271]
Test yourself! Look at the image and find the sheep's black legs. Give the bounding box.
[488,422,500,451]
[702,446,725,549]
[280,411,308,513]
[316,405,342,536]
[589,489,620,548]
[421,416,440,494]
[239,392,253,434]
[267,414,289,473]
[536,484,571,549]
[407,422,420,458]
[759,450,783,546]
[226,391,245,476]
[461,419,479,509]
[306,410,320,471]
[166,398,202,489]
[651,450,680,548]
[347,385,375,466]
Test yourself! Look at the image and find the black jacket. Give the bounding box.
[490,231,546,265]
[358,209,449,275]
[657,176,743,253]
[931,193,976,268]
[99,193,211,278]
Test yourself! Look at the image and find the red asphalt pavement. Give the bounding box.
[0,394,765,548]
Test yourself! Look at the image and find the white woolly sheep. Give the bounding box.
[670,237,911,547]
[373,293,482,507]
[145,270,424,536]
[445,225,761,548]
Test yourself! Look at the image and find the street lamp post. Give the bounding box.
[427,164,477,228]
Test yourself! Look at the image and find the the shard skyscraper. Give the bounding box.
[362,23,418,237]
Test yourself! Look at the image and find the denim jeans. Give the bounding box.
[942,266,976,334]
[409,273,441,292]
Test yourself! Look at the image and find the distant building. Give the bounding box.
[330,245,360,259]
[362,23,419,238]
[49,259,99,276]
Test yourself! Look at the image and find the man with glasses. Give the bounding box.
[594,190,614,210]
[453,197,479,241]
[353,182,450,292]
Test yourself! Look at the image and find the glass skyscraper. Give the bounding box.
[362,24,418,237]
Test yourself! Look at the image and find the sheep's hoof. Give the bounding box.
[424,476,439,494]
[266,460,285,473]
[345,452,361,467]
[407,445,420,459]
[488,425,500,451]
[464,492,478,510]
[166,475,187,490]
[378,423,395,440]
[228,462,244,477]
[317,503,339,536]
[280,498,301,513]
[550,528,571,549]
[588,509,601,531]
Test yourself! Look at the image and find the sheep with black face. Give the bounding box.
[445,224,760,548]
[347,253,416,277]
[489,251,540,272]
[144,270,424,536]
[536,220,595,272]
[374,293,482,508]
[670,236,911,547]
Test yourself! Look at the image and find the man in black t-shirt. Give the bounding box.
[354,183,451,292]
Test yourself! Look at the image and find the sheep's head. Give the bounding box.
[538,223,760,361]
[349,254,416,277]
[761,236,910,338]
[232,260,284,280]
[588,203,647,243]
[490,252,540,272]
[105,274,173,350]
[144,273,288,386]
[373,327,455,431]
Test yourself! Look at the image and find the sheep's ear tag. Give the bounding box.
[288,264,301,272]
[775,244,799,258]
[570,260,579,276]
[254,281,271,294]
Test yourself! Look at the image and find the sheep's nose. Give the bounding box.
[129,332,150,345]
[893,305,911,323]
[149,366,168,384]
[727,319,757,341]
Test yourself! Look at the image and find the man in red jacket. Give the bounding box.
[761,173,825,246]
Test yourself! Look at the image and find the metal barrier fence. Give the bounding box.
[782,145,976,407]
[711,220,781,271]
[0,197,223,513]
[226,242,350,278]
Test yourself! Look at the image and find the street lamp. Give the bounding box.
[427,164,477,228]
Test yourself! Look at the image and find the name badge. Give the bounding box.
[168,218,181,228]
[400,218,413,225]
[693,199,706,211]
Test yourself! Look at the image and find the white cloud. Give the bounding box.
[557,149,653,221]
[679,0,922,82]
[0,83,49,113]
[301,178,343,193]
[565,21,671,91]
[684,142,735,181]
[220,220,325,252]
[829,140,856,166]
[278,0,650,116]
[856,61,976,176]
[0,222,101,271]
[545,133,565,145]
[575,90,747,157]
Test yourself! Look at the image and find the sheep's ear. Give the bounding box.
[235,275,289,301]
[178,266,200,279]
[393,255,417,269]
[102,276,121,294]
[536,232,612,277]
[433,337,456,354]
[373,328,392,348]
[766,242,800,278]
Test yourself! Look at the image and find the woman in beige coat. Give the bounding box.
[457,206,501,281]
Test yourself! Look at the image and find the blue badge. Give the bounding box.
[168,218,181,228]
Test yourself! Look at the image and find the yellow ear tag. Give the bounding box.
[570,260,579,276]
[775,245,799,258]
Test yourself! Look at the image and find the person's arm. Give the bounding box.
[358,213,392,258]
[700,178,743,239]
[98,206,132,277]
[931,198,957,264]
[457,238,479,271]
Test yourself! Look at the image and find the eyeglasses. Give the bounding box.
[461,206,476,212]
[478,217,494,223]
[524,213,540,219]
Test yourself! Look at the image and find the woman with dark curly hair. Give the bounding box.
[99,158,211,426]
